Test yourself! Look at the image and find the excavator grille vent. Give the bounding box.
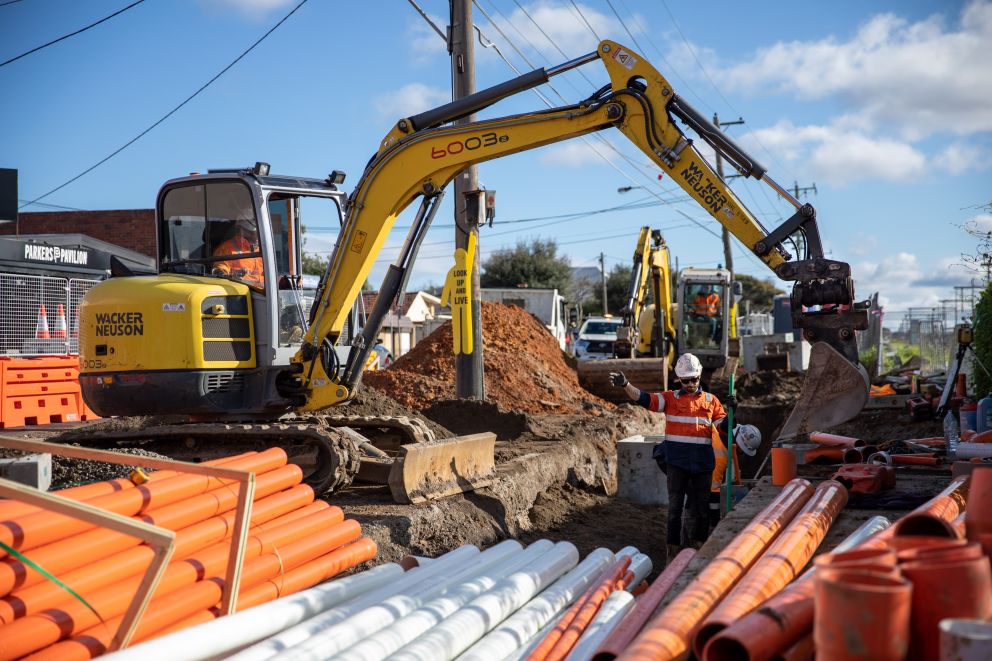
[205,372,246,393]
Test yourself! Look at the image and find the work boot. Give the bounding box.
[666,543,681,564]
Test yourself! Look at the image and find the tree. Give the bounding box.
[580,264,632,316]
[301,226,328,276]
[481,238,572,292]
[974,281,992,398]
[957,200,992,282]
[736,273,785,311]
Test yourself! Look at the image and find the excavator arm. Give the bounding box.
[615,227,674,361]
[291,40,868,435]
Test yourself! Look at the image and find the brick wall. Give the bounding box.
[1,210,156,257]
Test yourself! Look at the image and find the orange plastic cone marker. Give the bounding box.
[34,305,50,339]
[53,305,67,339]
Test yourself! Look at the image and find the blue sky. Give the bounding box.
[2,0,989,323]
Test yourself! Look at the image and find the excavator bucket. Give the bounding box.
[383,432,497,504]
[577,358,668,403]
[777,342,870,440]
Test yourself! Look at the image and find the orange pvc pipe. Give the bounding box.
[528,559,628,661]
[889,454,941,466]
[0,506,336,660]
[592,549,696,661]
[695,480,848,657]
[702,475,969,661]
[0,448,287,558]
[543,556,631,661]
[33,520,365,661]
[618,478,814,661]
[0,484,322,624]
[803,447,844,462]
[0,461,303,598]
[770,448,797,486]
[809,432,865,448]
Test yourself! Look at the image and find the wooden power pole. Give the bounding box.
[450,0,484,399]
[712,113,744,275]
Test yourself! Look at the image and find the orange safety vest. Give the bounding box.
[691,293,720,316]
[214,234,263,286]
[647,390,727,447]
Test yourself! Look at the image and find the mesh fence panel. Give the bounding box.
[1,273,100,356]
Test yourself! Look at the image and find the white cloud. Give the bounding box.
[935,142,992,175]
[539,141,614,167]
[963,213,992,234]
[855,252,974,312]
[488,2,627,59]
[405,10,448,62]
[716,1,992,140]
[742,121,927,185]
[373,84,450,121]
[200,0,294,18]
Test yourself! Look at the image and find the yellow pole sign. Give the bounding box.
[440,232,476,355]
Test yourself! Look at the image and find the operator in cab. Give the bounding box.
[213,216,264,287]
[610,353,759,559]
[691,285,721,341]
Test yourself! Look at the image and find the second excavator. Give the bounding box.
[73,39,869,496]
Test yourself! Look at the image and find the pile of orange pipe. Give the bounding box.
[618,478,815,661]
[0,448,376,660]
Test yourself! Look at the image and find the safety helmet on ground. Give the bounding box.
[734,424,761,457]
[674,353,703,379]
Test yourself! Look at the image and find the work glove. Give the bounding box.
[725,394,738,409]
[610,371,629,388]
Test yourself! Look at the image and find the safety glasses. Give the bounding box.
[679,377,700,385]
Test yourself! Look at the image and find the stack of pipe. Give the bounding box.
[100,542,651,661]
[0,448,376,660]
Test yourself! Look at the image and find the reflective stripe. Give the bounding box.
[713,416,726,426]
[649,392,665,412]
[667,415,714,426]
[664,434,713,445]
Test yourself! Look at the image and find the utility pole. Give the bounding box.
[600,253,608,315]
[713,113,744,276]
[451,0,484,399]
[792,181,817,199]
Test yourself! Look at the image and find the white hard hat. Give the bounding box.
[734,424,761,457]
[674,353,703,378]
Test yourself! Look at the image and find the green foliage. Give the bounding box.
[736,274,785,311]
[300,225,328,276]
[579,264,632,316]
[974,281,992,397]
[481,238,572,292]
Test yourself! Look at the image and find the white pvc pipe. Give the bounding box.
[391,541,581,661]
[564,590,635,661]
[332,540,556,661]
[502,609,570,661]
[940,618,992,660]
[230,544,481,661]
[276,540,530,661]
[100,563,403,661]
[623,554,652,591]
[459,547,616,661]
[954,443,992,459]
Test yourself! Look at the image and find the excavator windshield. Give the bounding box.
[683,282,726,352]
[159,181,264,289]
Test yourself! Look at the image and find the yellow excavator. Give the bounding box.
[577,229,743,402]
[73,39,868,495]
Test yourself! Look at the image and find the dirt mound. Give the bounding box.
[710,370,805,406]
[364,302,610,414]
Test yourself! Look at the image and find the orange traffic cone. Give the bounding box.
[54,303,68,339]
[35,304,50,339]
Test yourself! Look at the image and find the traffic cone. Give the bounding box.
[54,303,68,339]
[35,304,50,339]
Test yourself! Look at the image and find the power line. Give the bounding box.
[0,0,148,69]
[18,0,309,210]
[0,0,27,7]
[405,0,445,40]
[17,198,85,211]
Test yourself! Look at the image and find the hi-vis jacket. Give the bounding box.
[641,389,727,473]
[712,435,741,492]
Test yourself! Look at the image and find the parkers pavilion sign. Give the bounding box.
[22,243,90,266]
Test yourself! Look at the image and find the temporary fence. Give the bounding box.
[0,272,99,357]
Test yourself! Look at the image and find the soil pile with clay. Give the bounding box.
[364,302,610,415]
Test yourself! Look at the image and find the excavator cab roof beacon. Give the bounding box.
[76,40,867,497]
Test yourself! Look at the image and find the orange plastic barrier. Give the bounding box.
[619,478,814,661]
[0,448,287,558]
[0,357,93,427]
[695,480,848,656]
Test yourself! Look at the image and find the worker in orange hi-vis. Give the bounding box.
[212,217,264,287]
[690,285,721,340]
[35,304,50,339]
[611,353,736,559]
[709,423,761,529]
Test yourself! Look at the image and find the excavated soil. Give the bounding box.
[364,302,612,415]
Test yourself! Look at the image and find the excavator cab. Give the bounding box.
[675,269,734,373]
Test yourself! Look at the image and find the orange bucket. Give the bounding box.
[814,568,912,661]
[771,447,797,486]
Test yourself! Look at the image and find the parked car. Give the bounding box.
[573,316,621,361]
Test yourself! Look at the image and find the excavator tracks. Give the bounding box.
[53,420,362,495]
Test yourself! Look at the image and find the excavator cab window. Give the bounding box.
[160,181,264,290]
[683,282,725,351]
